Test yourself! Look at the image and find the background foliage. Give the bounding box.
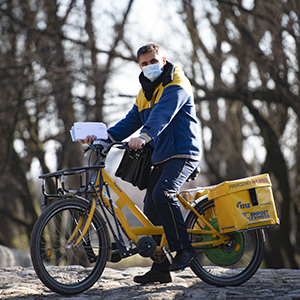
[0,0,299,269]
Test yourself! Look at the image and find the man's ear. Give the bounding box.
[162,57,167,65]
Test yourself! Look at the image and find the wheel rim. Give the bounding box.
[186,200,265,286]
[41,207,101,269]
[31,201,108,294]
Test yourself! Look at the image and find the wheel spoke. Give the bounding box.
[31,199,109,295]
[186,199,265,286]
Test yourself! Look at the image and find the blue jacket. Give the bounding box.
[108,64,202,164]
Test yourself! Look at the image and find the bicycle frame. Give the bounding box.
[40,146,228,258]
[96,169,228,251]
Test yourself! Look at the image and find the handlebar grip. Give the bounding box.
[116,142,130,150]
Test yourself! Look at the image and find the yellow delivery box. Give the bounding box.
[208,174,279,234]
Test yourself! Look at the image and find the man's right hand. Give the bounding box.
[79,135,97,144]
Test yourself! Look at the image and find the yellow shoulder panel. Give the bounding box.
[135,89,149,112]
[135,66,192,112]
[166,66,193,97]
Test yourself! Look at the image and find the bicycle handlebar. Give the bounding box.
[40,140,144,180]
[84,140,141,156]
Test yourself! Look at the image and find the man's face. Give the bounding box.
[138,51,166,70]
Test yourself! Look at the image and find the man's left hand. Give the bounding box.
[128,137,145,149]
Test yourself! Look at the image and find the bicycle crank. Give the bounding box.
[136,236,157,257]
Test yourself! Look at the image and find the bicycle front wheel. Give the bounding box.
[30,198,110,295]
[186,199,265,287]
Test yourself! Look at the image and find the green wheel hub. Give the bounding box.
[202,218,246,266]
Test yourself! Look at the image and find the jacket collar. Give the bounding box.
[139,61,175,101]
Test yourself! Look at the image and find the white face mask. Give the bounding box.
[142,63,163,82]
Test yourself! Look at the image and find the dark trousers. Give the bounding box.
[143,158,199,272]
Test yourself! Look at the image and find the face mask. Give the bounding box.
[142,63,163,82]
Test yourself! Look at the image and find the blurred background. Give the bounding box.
[0,0,299,269]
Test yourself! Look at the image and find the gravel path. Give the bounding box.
[0,267,300,299]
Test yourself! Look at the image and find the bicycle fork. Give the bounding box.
[66,197,97,248]
[61,196,98,263]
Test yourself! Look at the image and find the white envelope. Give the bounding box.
[70,122,108,141]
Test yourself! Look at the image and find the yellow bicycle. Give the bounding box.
[30,140,279,295]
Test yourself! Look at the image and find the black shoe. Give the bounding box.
[169,248,197,271]
[134,269,172,284]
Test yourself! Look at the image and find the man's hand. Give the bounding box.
[79,135,97,144]
[128,137,145,149]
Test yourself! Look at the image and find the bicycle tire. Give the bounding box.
[186,199,265,287]
[30,198,110,295]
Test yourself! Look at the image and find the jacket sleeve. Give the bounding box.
[107,104,142,141]
[141,85,189,139]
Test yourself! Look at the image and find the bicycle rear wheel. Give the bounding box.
[30,198,109,295]
[186,199,265,286]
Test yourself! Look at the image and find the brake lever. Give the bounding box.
[116,142,130,150]
[93,140,123,155]
[83,142,96,156]
[83,146,90,153]
[116,143,142,153]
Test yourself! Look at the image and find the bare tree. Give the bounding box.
[0,0,136,251]
[179,0,299,268]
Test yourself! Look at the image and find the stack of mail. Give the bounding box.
[70,122,108,141]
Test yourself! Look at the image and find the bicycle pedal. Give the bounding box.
[110,242,122,262]
[111,251,122,262]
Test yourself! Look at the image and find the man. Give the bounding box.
[82,43,202,284]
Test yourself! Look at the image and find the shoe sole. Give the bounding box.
[134,279,172,284]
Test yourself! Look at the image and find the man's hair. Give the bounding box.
[137,43,161,60]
